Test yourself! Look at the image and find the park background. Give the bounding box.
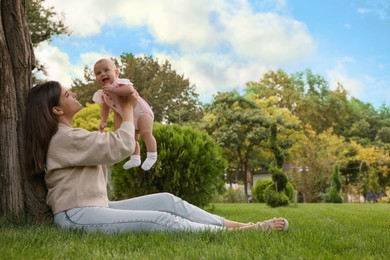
[0,1,389,259]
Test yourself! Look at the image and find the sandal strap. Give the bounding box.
[256,217,290,231]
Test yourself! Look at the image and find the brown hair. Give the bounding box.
[24,81,62,174]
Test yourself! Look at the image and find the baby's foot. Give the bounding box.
[123,155,141,170]
[141,152,157,171]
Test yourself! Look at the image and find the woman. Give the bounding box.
[24,81,288,234]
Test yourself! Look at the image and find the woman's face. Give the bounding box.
[57,85,83,117]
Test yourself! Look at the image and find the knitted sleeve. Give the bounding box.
[46,121,135,169]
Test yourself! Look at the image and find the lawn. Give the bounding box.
[1,203,389,259]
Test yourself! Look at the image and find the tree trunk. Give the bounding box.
[0,0,51,221]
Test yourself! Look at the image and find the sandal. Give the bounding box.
[254,217,289,231]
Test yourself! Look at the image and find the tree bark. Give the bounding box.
[0,0,51,221]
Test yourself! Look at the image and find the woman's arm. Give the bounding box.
[46,92,139,168]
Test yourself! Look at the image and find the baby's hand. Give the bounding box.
[102,83,113,92]
[99,122,107,132]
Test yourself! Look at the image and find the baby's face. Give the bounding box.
[94,60,119,86]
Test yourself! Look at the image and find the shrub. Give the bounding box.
[253,178,295,204]
[323,164,343,203]
[323,187,343,203]
[263,188,289,208]
[111,123,227,207]
[262,165,291,207]
[253,179,273,202]
[270,165,287,191]
[284,182,295,202]
[222,188,247,203]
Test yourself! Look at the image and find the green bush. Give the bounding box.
[253,178,295,203]
[222,187,247,203]
[284,182,295,202]
[263,188,289,208]
[111,123,227,207]
[323,187,343,203]
[323,164,343,203]
[252,179,273,202]
[270,165,287,191]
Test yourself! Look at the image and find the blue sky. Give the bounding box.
[36,0,389,108]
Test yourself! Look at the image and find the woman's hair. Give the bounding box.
[24,81,62,174]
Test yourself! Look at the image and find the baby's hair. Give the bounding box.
[94,58,116,67]
[93,58,119,76]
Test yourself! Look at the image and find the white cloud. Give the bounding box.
[45,0,316,59]
[154,51,271,102]
[344,23,352,29]
[220,11,316,64]
[40,0,317,102]
[357,8,371,14]
[326,57,363,98]
[34,43,80,87]
[35,43,117,87]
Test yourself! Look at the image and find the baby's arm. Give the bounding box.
[103,83,135,97]
[99,103,110,132]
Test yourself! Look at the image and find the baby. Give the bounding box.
[92,58,157,171]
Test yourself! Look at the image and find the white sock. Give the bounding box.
[123,155,141,170]
[141,152,157,171]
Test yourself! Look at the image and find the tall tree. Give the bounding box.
[71,53,203,125]
[1,0,50,220]
[246,69,302,114]
[287,128,347,202]
[292,70,349,135]
[202,91,270,195]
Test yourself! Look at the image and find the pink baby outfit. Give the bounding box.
[93,79,154,130]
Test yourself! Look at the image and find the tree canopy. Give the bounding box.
[71,53,203,125]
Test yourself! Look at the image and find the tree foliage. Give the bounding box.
[72,103,115,131]
[71,53,203,125]
[246,69,302,114]
[323,164,343,203]
[201,91,270,195]
[26,0,69,47]
[287,128,347,202]
[111,123,227,208]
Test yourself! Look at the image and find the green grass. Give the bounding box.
[1,203,389,259]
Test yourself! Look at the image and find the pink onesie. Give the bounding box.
[92,79,154,130]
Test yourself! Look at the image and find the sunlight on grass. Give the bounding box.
[1,203,389,259]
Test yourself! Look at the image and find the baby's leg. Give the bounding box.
[123,131,141,170]
[138,114,157,152]
[138,114,157,171]
[133,131,141,156]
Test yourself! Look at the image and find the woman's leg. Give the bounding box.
[109,193,224,227]
[54,206,224,234]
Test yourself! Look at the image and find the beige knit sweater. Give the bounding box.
[45,121,135,214]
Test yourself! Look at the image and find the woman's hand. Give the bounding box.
[118,91,138,122]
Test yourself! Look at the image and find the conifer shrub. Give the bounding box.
[253,178,295,204]
[253,165,293,207]
[252,179,273,203]
[323,164,343,203]
[263,188,289,208]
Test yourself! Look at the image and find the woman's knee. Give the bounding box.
[158,192,179,203]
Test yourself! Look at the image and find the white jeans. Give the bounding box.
[54,192,225,233]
